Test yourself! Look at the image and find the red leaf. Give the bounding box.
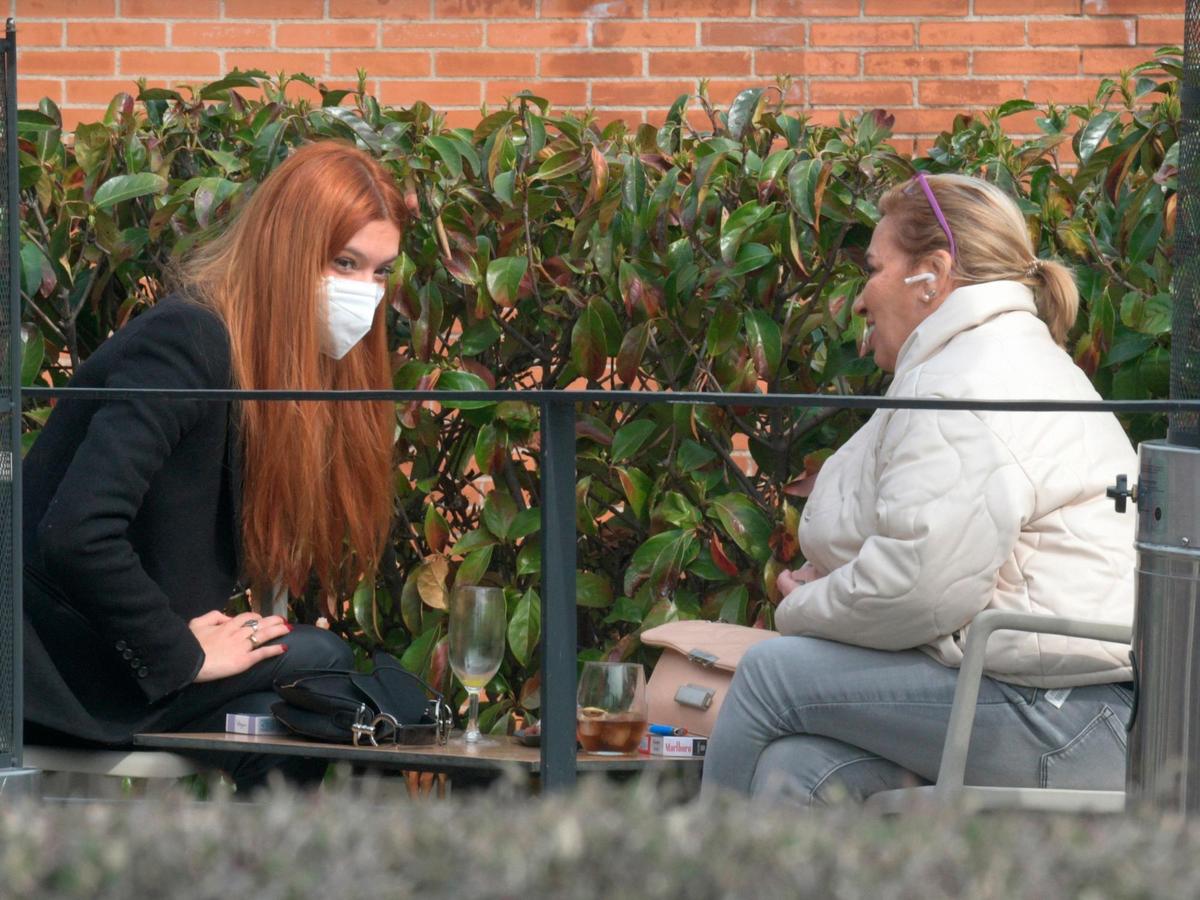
[768,526,799,563]
[428,637,450,694]
[709,534,739,577]
[461,358,496,389]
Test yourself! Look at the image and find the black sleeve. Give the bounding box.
[35,303,231,704]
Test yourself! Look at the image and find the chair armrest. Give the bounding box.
[934,609,1132,795]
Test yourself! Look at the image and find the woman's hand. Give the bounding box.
[189,610,291,683]
[776,562,823,597]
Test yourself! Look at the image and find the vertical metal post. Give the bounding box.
[538,396,577,791]
[1124,0,1200,814]
[0,18,35,796]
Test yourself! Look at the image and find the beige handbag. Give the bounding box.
[640,620,779,737]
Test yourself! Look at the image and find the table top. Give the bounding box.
[133,731,703,775]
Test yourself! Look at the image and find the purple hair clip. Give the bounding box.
[912,171,957,262]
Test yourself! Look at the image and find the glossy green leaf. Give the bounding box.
[510,507,541,540]
[726,88,763,141]
[450,528,498,556]
[624,529,699,597]
[507,588,541,666]
[199,70,267,99]
[731,242,773,277]
[611,419,657,462]
[532,149,586,181]
[745,308,782,378]
[677,439,717,471]
[456,545,494,587]
[616,321,651,385]
[709,494,772,563]
[576,571,614,609]
[459,317,502,356]
[20,330,44,388]
[1120,291,1172,336]
[517,537,542,577]
[92,173,166,210]
[436,369,494,409]
[787,158,824,225]
[652,491,702,530]
[615,466,654,522]
[484,256,528,309]
[570,297,608,382]
[73,123,110,176]
[351,578,384,644]
[483,491,519,542]
[399,626,439,675]
[1076,111,1120,165]
[426,135,464,180]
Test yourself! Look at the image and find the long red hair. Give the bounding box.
[181,141,402,596]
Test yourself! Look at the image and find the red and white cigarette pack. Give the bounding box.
[637,734,708,757]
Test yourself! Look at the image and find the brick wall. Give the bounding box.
[13,0,1185,145]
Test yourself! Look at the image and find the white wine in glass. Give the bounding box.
[448,585,506,744]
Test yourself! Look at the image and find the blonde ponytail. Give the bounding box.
[1023,259,1078,346]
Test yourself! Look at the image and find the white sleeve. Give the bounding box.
[775,407,1034,650]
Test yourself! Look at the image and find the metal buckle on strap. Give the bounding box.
[687,648,719,667]
[352,712,403,748]
[350,706,377,747]
[434,699,452,745]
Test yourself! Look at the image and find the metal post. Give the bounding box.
[538,396,577,791]
[1123,0,1200,813]
[0,18,36,796]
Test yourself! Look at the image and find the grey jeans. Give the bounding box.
[700,636,1132,806]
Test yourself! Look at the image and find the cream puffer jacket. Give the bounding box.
[776,280,1137,687]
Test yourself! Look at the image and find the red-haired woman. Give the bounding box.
[22,141,401,791]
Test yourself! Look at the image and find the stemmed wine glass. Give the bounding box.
[448,584,506,744]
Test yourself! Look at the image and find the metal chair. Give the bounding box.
[865,609,1131,814]
[25,745,210,798]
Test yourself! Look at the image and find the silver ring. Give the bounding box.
[243,619,260,632]
[248,633,260,649]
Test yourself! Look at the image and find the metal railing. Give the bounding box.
[15,383,1194,790]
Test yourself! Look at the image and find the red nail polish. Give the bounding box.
[281,643,289,652]
[286,624,294,632]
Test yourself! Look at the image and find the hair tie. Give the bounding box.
[1024,259,1044,279]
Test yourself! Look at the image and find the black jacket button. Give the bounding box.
[116,641,127,652]
[122,649,133,660]
[137,667,149,678]
[131,658,141,668]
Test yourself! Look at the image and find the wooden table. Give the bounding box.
[134,731,703,780]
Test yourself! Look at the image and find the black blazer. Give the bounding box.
[22,296,243,744]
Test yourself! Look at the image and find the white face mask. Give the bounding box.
[321,275,384,360]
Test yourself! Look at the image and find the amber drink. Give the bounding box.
[576,662,648,755]
[577,708,648,753]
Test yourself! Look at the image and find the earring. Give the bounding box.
[922,288,936,302]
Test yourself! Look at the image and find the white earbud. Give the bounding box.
[903,273,936,285]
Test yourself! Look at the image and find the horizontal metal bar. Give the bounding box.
[19,385,1200,414]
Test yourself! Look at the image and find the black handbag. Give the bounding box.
[272,651,451,747]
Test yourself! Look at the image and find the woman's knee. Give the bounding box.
[276,625,354,672]
[750,734,917,807]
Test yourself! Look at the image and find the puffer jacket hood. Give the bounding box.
[777,280,1136,687]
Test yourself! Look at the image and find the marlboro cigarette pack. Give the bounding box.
[637,733,707,757]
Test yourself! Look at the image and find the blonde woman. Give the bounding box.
[701,173,1137,804]
[24,142,401,790]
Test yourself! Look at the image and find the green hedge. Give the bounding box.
[2,783,1198,897]
[16,54,1179,731]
